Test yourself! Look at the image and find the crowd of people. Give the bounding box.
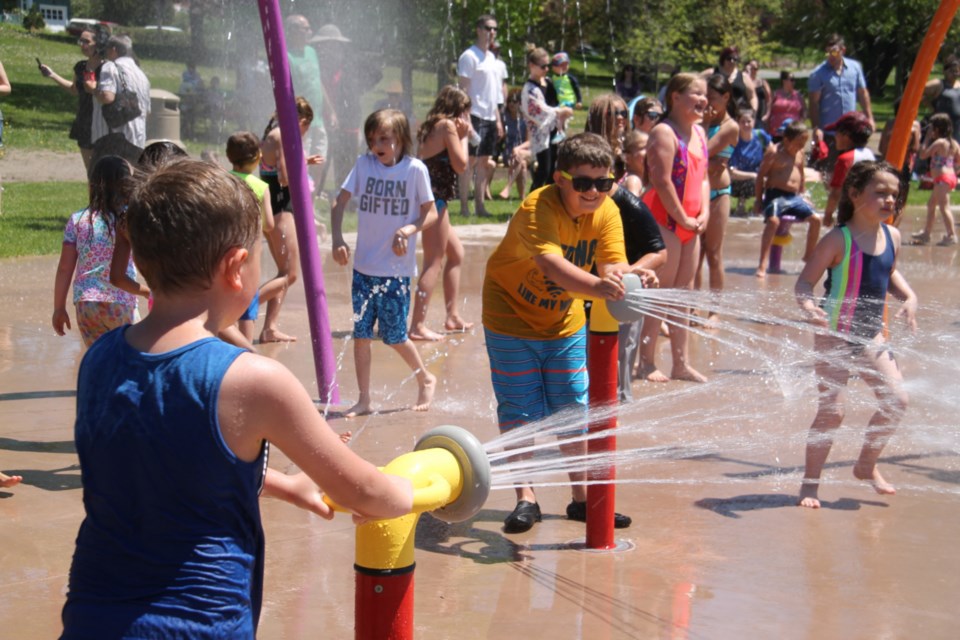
[0,13,943,636]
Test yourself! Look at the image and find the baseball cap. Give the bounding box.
[776,118,794,136]
[551,52,570,66]
[824,111,872,136]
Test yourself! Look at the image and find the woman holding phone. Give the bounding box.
[38,24,110,175]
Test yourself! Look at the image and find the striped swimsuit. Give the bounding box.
[821,224,894,340]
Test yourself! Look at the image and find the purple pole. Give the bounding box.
[257,0,339,404]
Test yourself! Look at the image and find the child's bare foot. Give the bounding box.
[498,189,510,199]
[260,328,297,343]
[344,401,372,418]
[659,323,671,338]
[413,372,437,412]
[637,364,670,383]
[853,463,896,495]
[0,472,22,488]
[703,313,721,330]
[338,430,352,444]
[409,326,445,342]
[755,267,767,279]
[671,366,707,383]
[444,317,474,332]
[798,480,821,508]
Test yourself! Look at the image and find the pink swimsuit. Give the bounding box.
[642,121,708,244]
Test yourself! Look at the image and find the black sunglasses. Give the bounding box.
[535,62,549,70]
[560,171,615,193]
[483,25,498,31]
[611,109,628,119]
[646,110,662,119]
[729,57,740,63]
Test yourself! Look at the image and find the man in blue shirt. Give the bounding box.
[808,33,874,175]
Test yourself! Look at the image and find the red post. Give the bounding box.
[586,327,618,550]
[355,567,415,640]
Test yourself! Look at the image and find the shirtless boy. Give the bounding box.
[755,121,823,276]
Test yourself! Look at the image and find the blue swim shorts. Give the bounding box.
[484,327,589,432]
[351,270,411,345]
[240,290,259,322]
[762,187,816,221]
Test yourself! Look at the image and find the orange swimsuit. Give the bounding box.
[642,121,708,244]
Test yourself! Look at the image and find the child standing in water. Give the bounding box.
[331,109,438,416]
[795,160,917,509]
[754,120,822,276]
[52,155,142,347]
[60,159,412,636]
[227,131,275,344]
[259,97,325,343]
[410,86,474,341]
[913,113,959,246]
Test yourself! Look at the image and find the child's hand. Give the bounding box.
[593,273,626,301]
[52,308,71,336]
[679,215,702,232]
[632,267,659,289]
[895,297,918,333]
[332,239,351,266]
[306,154,325,166]
[392,229,410,256]
[455,114,471,139]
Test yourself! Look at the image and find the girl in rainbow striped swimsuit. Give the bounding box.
[794,160,918,509]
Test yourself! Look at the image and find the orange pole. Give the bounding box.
[886,0,960,172]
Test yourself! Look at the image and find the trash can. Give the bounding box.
[146,89,181,143]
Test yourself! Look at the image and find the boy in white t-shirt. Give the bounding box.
[331,109,439,416]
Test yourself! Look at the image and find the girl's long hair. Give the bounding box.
[365,109,414,159]
[88,155,133,235]
[418,85,471,146]
[837,160,899,225]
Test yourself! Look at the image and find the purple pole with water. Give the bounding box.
[257,0,339,404]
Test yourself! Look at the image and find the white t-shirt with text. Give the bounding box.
[341,153,434,278]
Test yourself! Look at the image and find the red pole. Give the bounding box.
[355,567,414,640]
[586,324,618,550]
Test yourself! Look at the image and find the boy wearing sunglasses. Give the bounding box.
[482,132,635,534]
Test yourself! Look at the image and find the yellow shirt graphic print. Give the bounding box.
[482,185,626,339]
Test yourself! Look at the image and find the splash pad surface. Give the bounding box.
[1,215,959,638]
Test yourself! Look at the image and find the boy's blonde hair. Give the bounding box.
[556,132,614,172]
[226,131,262,166]
[782,120,809,142]
[125,159,260,294]
[364,109,414,159]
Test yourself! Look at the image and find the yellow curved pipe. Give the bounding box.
[589,299,619,333]
[325,447,464,570]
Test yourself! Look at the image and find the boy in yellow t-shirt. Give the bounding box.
[482,132,634,534]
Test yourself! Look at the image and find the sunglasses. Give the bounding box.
[535,62,550,70]
[646,110,662,119]
[77,38,94,45]
[560,170,615,193]
[483,25,498,31]
[729,57,740,63]
[612,109,629,119]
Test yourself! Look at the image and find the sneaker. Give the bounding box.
[911,231,931,245]
[565,500,632,528]
[503,500,541,533]
[937,235,957,246]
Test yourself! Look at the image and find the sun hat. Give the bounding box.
[309,24,350,43]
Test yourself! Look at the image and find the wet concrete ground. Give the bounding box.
[2,213,959,638]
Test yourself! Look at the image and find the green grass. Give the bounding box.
[0,181,88,257]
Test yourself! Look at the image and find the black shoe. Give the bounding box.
[566,500,632,529]
[503,500,542,533]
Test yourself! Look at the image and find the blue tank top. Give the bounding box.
[822,224,895,339]
[62,329,268,639]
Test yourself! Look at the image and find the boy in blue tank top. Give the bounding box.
[60,159,413,639]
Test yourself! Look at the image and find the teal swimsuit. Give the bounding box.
[707,123,734,200]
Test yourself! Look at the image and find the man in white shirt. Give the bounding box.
[457,14,503,218]
[90,35,151,169]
